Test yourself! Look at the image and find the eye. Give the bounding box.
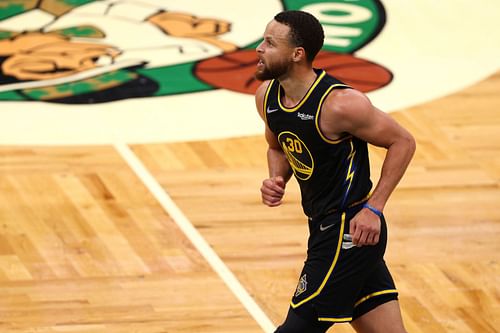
[266,39,274,47]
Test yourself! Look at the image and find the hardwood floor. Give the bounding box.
[0,72,498,332]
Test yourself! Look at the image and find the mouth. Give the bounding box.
[257,58,265,70]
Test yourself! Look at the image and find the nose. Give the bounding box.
[256,40,264,54]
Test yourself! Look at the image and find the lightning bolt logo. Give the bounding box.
[342,139,356,208]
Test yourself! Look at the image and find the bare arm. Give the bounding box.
[255,82,292,206]
[321,89,416,245]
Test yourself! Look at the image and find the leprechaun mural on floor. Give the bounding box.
[0,0,390,103]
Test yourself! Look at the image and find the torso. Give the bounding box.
[264,69,372,218]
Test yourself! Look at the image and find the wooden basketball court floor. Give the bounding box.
[0,71,499,332]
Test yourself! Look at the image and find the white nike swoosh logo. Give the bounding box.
[319,223,335,232]
[267,107,279,113]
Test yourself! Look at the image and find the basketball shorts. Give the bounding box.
[290,204,399,323]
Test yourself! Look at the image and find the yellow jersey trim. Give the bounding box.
[321,192,371,216]
[262,80,274,125]
[278,70,326,112]
[317,289,398,323]
[318,316,352,323]
[290,212,346,309]
[315,83,351,144]
[354,289,399,307]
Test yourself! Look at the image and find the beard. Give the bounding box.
[254,58,291,81]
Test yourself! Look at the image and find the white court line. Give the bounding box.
[115,143,276,333]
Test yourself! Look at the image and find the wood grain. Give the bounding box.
[0,72,499,332]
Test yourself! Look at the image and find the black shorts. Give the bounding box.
[290,205,398,323]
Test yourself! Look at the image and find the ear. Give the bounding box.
[292,46,306,63]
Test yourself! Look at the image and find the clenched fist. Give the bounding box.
[260,176,286,207]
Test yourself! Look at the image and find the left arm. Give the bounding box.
[320,89,416,246]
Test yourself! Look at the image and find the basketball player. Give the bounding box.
[254,11,415,333]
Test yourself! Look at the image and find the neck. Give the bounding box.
[278,66,318,107]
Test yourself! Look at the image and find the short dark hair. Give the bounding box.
[274,10,324,63]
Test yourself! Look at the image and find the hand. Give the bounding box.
[260,176,286,207]
[349,208,381,246]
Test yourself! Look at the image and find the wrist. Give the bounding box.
[362,202,383,217]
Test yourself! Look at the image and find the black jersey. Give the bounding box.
[264,69,372,218]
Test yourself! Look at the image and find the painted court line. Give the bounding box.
[115,143,275,333]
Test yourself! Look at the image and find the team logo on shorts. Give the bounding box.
[278,131,314,181]
[295,274,308,297]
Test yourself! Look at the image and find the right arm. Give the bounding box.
[255,82,292,207]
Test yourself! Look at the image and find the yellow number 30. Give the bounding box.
[286,137,303,153]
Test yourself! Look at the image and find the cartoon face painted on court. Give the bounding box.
[0,33,120,81]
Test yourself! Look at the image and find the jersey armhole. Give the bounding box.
[262,79,274,126]
[315,84,352,144]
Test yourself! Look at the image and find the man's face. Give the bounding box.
[255,20,295,81]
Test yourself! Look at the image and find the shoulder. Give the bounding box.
[320,87,377,135]
[323,88,372,116]
[255,80,272,117]
[255,80,272,99]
